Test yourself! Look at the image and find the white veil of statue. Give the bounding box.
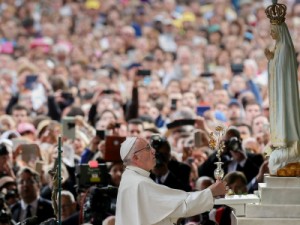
[268,22,300,148]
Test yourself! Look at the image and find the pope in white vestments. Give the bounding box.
[115,137,226,225]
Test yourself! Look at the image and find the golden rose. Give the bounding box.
[209,139,216,149]
[215,126,224,132]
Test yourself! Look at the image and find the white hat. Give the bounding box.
[0,176,15,189]
[120,137,137,161]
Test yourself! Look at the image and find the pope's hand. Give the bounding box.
[209,179,227,197]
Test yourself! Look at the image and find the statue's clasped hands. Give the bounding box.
[264,48,274,60]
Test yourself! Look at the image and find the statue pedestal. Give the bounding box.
[217,175,300,225]
[214,194,259,216]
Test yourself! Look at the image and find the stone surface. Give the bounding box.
[265,175,300,188]
[215,194,260,205]
[231,177,300,225]
[215,194,259,216]
[232,214,300,225]
[259,183,300,204]
[246,203,300,218]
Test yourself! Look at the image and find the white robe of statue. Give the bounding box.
[115,166,214,225]
[266,23,300,174]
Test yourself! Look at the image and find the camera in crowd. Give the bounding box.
[0,209,12,224]
[224,137,242,153]
[75,161,117,225]
[75,161,110,191]
[150,135,170,167]
[0,192,15,225]
[83,186,118,225]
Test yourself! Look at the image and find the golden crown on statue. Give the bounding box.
[265,0,287,25]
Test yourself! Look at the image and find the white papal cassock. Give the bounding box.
[115,166,214,225]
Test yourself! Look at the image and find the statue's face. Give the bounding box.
[270,26,279,40]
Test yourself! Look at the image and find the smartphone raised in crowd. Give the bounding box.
[102,89,115,95]
[194,130,202,148]
[24,74,38,90]
[20,143,40,163]
[137,69,151,77]
[170,99,177,111]
[96,130,106,140]
[196,106,211,117]
[200,72,214,77]
[104,136,126,162]
[35,160,44,174]
[231,63,244,75]
[61,92,73,100]
[62,117,76,139]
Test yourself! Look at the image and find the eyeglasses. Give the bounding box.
[134,144,152,154]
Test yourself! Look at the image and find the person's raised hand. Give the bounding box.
[256,160,269,183]
[195,117,205,130]
[38,72,52,92]
[75,115,85,127]
[2,161,16,178]
[13,145,22,163]
[92,88,103,104]
[209,179,227,197]
[195,117,211,134]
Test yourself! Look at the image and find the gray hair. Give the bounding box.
[61,190,75,203]
[195,176,214,191]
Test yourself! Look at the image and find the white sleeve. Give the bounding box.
[168,188,214,218]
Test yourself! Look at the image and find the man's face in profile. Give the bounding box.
[61,195,76,220]
[134,139,156,171]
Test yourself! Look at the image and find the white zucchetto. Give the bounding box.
[120,137,137,161]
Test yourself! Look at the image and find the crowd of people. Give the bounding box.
[0,0,300,224]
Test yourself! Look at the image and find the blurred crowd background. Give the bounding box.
[0,0,300,224]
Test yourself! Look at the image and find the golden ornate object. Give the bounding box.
[51,166,59,218]
[209,126,226,161]
[209,126,226,179]
[277,162,300,177]
[265,0,286,25]
[214,162,225,180]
